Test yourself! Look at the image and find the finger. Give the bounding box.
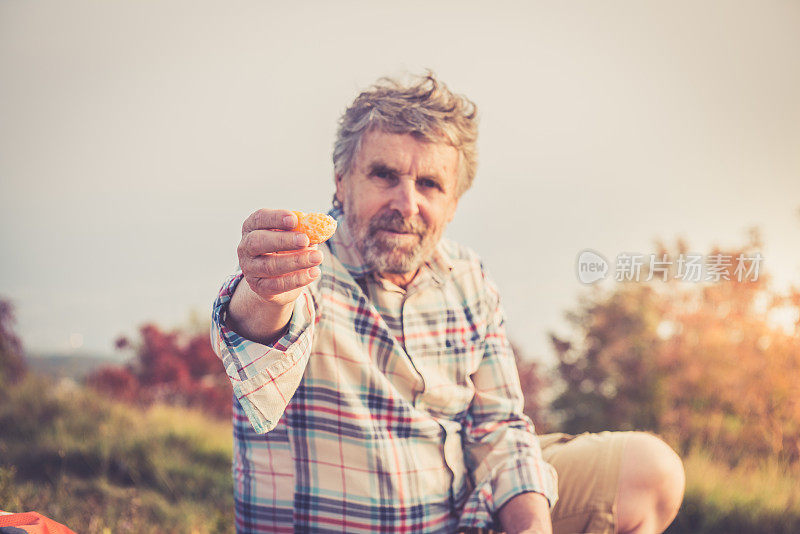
[240,229,310,257]
[273,243,318,255]
[249,267,321,295]
[242,209,297,235]
[242,249,323,278]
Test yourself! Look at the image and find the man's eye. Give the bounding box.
[419,179,440,190]
[373,171,396,182]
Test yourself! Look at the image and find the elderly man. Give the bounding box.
[211,72,684,533]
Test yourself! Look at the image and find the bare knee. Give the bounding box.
[615,432,685,534]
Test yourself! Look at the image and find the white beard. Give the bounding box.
[345,208,436,274]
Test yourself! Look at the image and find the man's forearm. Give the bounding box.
[226,279,294,345]
[496,491,552,534]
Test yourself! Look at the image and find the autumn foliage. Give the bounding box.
[87,323,231,418]
[546,231,800,465]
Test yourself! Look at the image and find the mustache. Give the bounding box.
[368,211,427,235]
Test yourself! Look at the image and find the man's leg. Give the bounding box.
[614,432,685,534]
[539,432,626,534]
[539,431,684,534]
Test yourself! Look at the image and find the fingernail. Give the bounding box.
[309,267,321,277]
[284,215,296,228]
[309,250,323,263]
[295,233,308,247]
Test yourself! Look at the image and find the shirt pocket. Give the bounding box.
[412,340,484,421]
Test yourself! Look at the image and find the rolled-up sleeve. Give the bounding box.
[210,269,317,433]
[458,275,558,530]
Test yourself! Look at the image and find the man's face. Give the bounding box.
[336,130,461,282]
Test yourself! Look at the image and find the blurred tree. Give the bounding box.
[85,366,139,402]
[511,341,553,434]
[87,321,230,418]
[550,231,800,464]
[549,283,668,434]
[0,298,26,385]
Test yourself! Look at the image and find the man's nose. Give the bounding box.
[389,178,421,218]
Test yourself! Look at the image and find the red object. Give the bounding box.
[0,511,77,534]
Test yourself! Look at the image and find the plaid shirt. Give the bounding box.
[211,207,558,533]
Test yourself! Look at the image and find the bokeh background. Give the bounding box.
[1,1,799,533]
[2,1,799,359]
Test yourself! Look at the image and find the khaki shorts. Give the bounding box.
[541,431,632,534]
[462,431,631,534]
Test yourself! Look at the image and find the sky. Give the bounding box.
[1,1,799,363]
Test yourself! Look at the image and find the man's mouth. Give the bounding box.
[377,227,419,236]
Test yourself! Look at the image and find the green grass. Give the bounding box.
[666,447,800,534]
[0,375,234,533]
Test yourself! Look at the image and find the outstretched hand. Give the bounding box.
[238,208,324,307]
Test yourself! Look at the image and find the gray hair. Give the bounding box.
[332,71,479,197]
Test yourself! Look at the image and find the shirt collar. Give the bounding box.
[326,205,454,286]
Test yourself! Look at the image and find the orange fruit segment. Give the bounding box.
[292,211,337,245]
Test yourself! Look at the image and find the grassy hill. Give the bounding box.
[1,374,799,533]
[0,375,233,533]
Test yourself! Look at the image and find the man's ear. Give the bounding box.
[446,203,458,224]
[335,172,344,196]
[445,194,459,224]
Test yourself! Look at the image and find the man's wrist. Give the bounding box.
[226,279,294,345]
